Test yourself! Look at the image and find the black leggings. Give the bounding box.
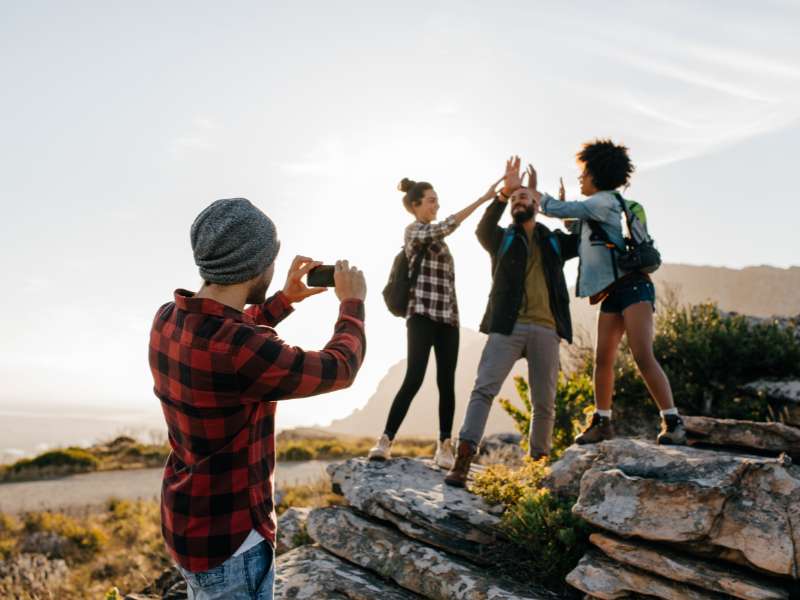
[384,314,459,441]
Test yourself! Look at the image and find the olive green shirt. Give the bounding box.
[517,228,556,329]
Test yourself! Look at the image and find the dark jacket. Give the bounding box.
[477,199,578,342]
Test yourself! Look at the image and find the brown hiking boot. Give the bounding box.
[444,440,477,488]
[575,413,615,445]
[657,414,687,445]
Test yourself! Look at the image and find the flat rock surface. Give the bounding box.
[307,506,556,600]
[276,507,312,555]
[571,439,800,578]
[683,416,800,460]
[275,545,420,600]
[567,551,726,600]
[590,533,790,600]
[328,458,506,564]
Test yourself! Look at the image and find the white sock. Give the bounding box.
[596,409,612,418]
[660,408,679,417]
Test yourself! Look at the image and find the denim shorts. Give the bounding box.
[600,275,656,314]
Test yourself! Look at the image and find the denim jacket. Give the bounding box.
[539,190,629,298]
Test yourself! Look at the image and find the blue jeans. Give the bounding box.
[177,541,275,600]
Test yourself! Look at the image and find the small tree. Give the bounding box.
[498,374,593,458]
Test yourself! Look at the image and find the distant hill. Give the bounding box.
[325,264,800,438]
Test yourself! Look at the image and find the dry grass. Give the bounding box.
[0,472,347,597]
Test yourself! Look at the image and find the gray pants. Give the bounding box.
[459,322,561,456]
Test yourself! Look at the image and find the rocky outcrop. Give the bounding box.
[275,545,420,599]
[0,553,69,598]
[683,415,800,459]
[562,436,799,599]
[567,550,726,600]
[129,413,800,600]
[306,505,555,600]
[571,439,800,578]
[275,507,311,555]
[327,457,506,565]
[588,533,790,599]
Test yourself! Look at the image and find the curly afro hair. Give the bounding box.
[577,139,634,191]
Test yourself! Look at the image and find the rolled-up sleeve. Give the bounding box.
[406,215,459,247]
[234,299,366,401]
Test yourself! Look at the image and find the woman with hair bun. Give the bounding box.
[368,175,503,467]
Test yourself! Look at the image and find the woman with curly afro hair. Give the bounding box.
[530,139,685,446]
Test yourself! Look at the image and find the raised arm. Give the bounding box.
[476,199,507,254]
[235,262,367,401]
[525,163,613,222]
[407,176,503,246]
[539,193,611,221]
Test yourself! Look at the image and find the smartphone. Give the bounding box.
[307,265,336,287]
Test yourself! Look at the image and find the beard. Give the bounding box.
[246,275,271,305]
[512,205,535,224]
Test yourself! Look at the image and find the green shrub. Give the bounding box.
[280,445,314,461]
[501,302,800,441]
[23,511,107,560]
[471,457,589,594]
[470,458,549,506]
[500,488,590,590]
[499,374,593,458]
[4,448,100,481]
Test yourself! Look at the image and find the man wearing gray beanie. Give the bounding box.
[149,197,367,599]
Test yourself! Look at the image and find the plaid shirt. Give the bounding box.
[405,215,460,327]
[149,289,365,572]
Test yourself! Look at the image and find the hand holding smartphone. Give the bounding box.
[307,265,336,287]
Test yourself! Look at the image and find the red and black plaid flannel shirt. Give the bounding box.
[405,215,460,327]
[149,289,365,572]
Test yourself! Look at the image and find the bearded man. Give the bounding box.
[445,158,578,487]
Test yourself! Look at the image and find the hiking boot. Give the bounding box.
[444,440,477,488]
[434,438,455,470]
[657,414,687,445]
[575,413,615,445]
[368,434,393,461]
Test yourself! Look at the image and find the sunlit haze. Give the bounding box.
[2,1,799,437]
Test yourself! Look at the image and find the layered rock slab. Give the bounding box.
[567,551,727,600]
[306,506,556,600]
[589,533,790,600]
[327,457,505,564]
[683,416,800,460]
[570,439,800,578]
[275,545,419,600]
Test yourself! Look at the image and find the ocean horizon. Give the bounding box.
[0,405,166,464]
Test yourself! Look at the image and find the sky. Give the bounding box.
[1,1,799,434]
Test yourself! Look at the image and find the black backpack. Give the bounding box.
[383,242,430,317]
[588,193,661,275]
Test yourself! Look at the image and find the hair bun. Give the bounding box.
[398,178,416,193]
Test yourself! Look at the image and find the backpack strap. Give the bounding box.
[499,226,515,259]
[548,234,561,260]
[612,192,637,245]
[409,241,431,286]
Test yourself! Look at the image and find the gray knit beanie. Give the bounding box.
[190,198,279,284]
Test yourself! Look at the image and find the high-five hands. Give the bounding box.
[525,164,543,202]
[502,156,522,197]
[481,176,506,203]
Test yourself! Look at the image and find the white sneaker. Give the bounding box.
[368,434,392,461]
[434,438,455,470]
